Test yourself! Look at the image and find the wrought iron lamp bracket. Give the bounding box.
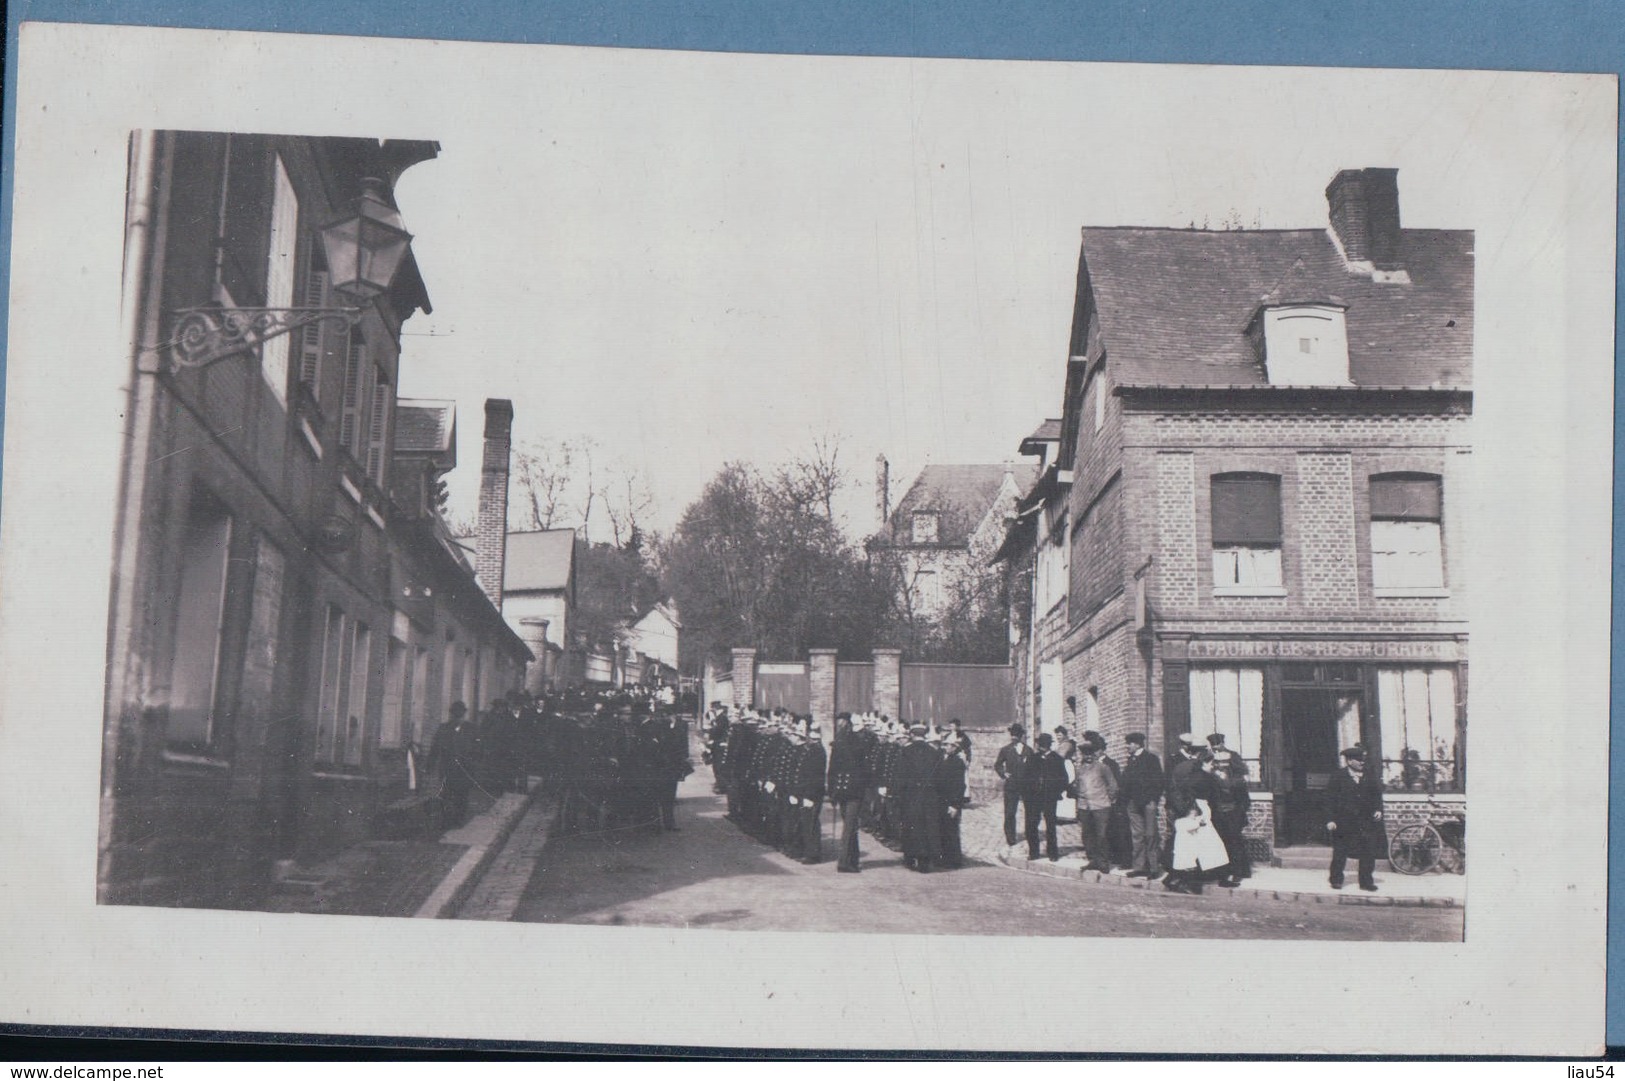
[167,306,364,371]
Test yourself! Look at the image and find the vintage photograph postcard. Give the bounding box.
[0,20,1613,1055]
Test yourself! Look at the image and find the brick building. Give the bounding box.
[1004,168,1471,856]
[100,131,530,909]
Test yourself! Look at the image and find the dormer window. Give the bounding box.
[1259,305,1351,386]
[911,512,940,544]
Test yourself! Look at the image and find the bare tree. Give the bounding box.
[511,438,578,530]
[771,428,846,523]
[603,464,656,549]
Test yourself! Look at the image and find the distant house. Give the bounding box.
[460,527,578,692]
[868,459,1036,623]
[624,602,681,684]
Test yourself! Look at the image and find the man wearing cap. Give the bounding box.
[896,724,944,871]
[936,736,970,870]
[994,724,1033,848]
[1120,733,1164,878]
[1023,733,1070,861]
[1205,733,1251,883]
[1326,745,1384,891]
[790,721,827,864]
[1073,735,1119,872]
[828,714,869,873]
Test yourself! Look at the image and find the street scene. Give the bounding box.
[98,61,1470,942]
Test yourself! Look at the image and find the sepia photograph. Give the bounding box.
[0,17,1613,1056]
[101,129,1470,941]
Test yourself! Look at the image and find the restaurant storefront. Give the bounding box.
[1161,633,1467,851]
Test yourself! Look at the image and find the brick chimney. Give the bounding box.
[875,453,891,532]
[475,398,513,610]
[1326,168,1402,271]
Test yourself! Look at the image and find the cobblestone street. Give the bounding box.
[504,763,1462,940]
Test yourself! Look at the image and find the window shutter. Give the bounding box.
[340,333,365,455]
[1211,474,1282,545]
[1370,475,1441,521]
[299,258,329,392]
[367,374,391,484]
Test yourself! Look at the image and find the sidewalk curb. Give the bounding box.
[992,852,1461,908]
[414,782,543,919]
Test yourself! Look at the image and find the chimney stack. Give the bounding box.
[875,453,891,532]
[476,398,514,611]
[1326,168,1402,271]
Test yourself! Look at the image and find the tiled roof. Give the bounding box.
[1080,227,1473,387]
[394,399,456,454]
[1019,418,1062,455]
[886,463,1037,547]
[502,529,576,592]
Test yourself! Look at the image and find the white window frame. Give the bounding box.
[911,512,940,544]
[1372,520,1446,596]
[1188,667,1265,783]
[1212,545,1285,595]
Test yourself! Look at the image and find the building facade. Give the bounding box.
[1007,168,1471,855]
[100,131,530,909]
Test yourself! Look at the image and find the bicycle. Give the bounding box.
[1386,809,1466,875]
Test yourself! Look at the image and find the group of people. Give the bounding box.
[702,705,974,874]
[992,724,1255,895]
[425,685,692,834]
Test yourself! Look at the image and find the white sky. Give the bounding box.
[387,50,1528,539]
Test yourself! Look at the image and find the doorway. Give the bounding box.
[1278,684,1363,845]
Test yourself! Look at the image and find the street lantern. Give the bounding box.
[167,176,415,371]
[320,177,414,301]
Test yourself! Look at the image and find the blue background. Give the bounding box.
[2,0,1621,1050]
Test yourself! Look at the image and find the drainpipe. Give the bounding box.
[99,129,167,902]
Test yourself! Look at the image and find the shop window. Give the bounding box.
[261,153,298,408]
[1211,473,1283,593]
[166,492,234,745]
[1371,474,1444,592]
[1189,668,1264,782]
[1377,667,1459,792]
[911,512,940,543]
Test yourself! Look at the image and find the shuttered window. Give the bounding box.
[340,330,367,457]
[1211,473,1283,590]
[261,154,298,408]
[366,371,392,486]
[1211,473,1282,545]
[298,245,329,395]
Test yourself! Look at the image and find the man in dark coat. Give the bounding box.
[427,701,476,829]
[827,714,870,873]
[895,725,944,871]
[936,737,970,869]
[656,714,689,831]
[790,722,827,864]
[1327,745,1385,891]
[993,724,1033,848]
[1206,732,1251,884]
[1023,733,1070,861]
[1119,732,1164,878]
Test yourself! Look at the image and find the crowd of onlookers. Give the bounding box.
[990,724,1254,894]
